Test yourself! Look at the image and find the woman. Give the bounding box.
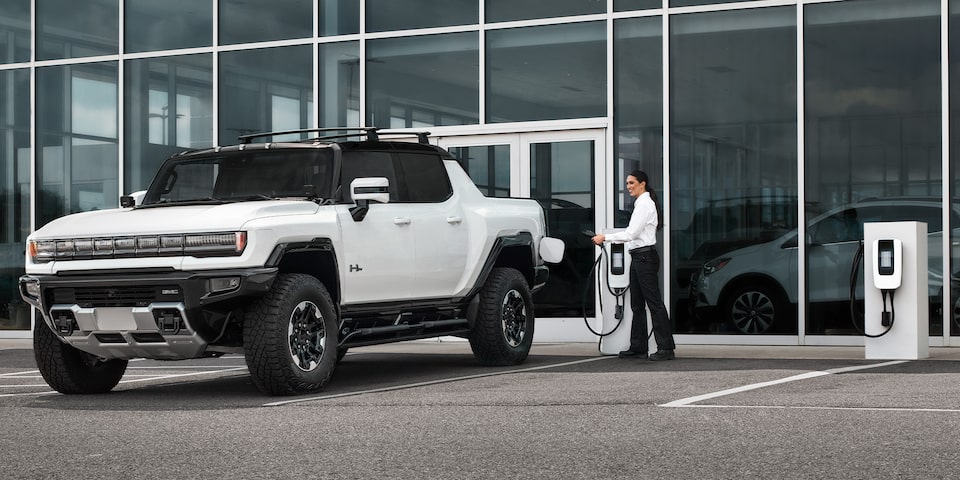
[591,170,676,361]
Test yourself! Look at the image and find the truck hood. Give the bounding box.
[32,201,320,239]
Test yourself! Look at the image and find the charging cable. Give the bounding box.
[580,231,654,352]
[581,248,627,338]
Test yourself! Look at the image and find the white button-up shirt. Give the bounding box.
[604,192,658,251]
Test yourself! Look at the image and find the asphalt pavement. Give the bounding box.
[2,340,960,479]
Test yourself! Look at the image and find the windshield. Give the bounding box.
[142,149,335,206]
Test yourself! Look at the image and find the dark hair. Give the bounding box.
[628,170,663,231]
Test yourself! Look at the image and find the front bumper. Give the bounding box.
[20,267,277,359]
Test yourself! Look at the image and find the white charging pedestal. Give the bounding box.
[863,221,928,360]
[597,229,655,355]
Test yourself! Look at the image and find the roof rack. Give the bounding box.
[237,127,433,145]
[238,127,378,144]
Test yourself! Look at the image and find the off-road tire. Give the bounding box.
[469,267,534,365]
[244,273,338,396]
[33,317,127,394]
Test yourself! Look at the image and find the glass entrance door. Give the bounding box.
[437,129,605,319]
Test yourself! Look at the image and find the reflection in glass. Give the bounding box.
[671,0,756,6]
[486,0,604,23]
[487,22,605,123]
[36,62,119,228]
[0,0,30,64]
[37,0,118,60]
[530,141,595,317]
[615,0,663,11]
[319,42,360,128]
[366,0,476,32]
[125,0,212,53]
[219,46,313,143]
[448,145,510,197]
[124,55,213,193]
[614,16,662,241]
[219,0,312,45]
[673,7,797,335]
[320,0,360,36]
[367,33,478,128]
[805,0,941,335]
[0,69,30,330]
[951,0,960,337]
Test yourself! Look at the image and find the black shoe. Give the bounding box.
[648,350,675,361]
[618,349,647,359]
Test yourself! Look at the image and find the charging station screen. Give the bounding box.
[880,250,893,269]
[612,252,623,270]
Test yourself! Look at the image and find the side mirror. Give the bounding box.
[349,177,389,222]
[539,237,565,264]
[351,177,390,204]
[120,190,147,208]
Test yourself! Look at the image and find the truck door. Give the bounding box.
[337,151,416,304]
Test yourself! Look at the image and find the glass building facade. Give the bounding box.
[1,0,958,347]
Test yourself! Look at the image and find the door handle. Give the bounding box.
[446,216,462,225]
[394,217,411,226]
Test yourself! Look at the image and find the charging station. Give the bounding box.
[595,228,654,356]
[862,221,928,360]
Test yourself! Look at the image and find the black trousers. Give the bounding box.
[628,248,675,353]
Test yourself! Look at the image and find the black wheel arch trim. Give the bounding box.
[462,233,538,301]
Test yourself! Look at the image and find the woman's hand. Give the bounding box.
[591,234,605,245]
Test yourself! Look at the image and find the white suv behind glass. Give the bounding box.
[689,197,957,334]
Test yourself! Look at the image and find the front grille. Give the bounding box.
[50,285,183,308]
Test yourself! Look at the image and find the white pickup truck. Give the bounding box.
[19,128,564,396]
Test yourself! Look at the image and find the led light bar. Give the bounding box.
[29,231,246,262]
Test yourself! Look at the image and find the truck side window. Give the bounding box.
[339,151,399,202]
[397,153,452,203]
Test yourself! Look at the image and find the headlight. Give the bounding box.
[207,276,241,295]
[702,257,731,275]
[28,231,246,262]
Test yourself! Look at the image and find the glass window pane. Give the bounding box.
[487,22,606,123]
[674,7,798,335]
[219,0,312,45]
[615,16,662,225]
[530,140,595,317]
[0,0,30,64]
[366,0,477,33]
[671,0,756,6]
[36,63,119,228]
[125,0,212,53]
[950,0,960,337]
[124,55,213,193]
[320,0,360,36]
[219,46,313,144]
[0,69,30,330]
[367,33,478,128]
[37,0,118,60]
[448,145,511,197]
[615,0,662,11]
[319,42,360,128]
[487,0,604,23]
[805,0,941,335]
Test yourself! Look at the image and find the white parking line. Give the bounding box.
[264,356,614,407]
[660,360,907,408]
[0,366,248,398]
[0,370,39,377]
